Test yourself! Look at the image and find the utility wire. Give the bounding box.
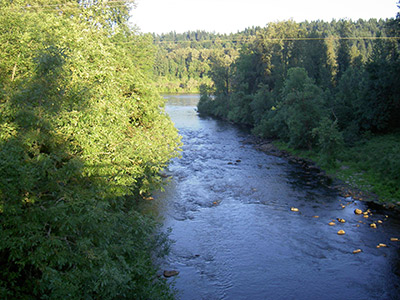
[153,36,400,44]
[0,0,134,10]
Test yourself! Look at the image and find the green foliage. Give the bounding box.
[312,117,344,166]
[197,84,215,115]
[227,92,254,125]
[274,132,400,203]
[279,67,325,149]
[252,68,326,149]
[153,46,213,93]
[333,64,366,143]
[0,1,180,298]
[335,132,400,202]
[197,16,400,203]
[360,40,400,132]
[249,84,274,124]
[152,30,257,93]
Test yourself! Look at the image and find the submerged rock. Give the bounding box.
[163,270,179,278]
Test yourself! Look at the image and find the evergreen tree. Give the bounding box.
[336,20,352,80]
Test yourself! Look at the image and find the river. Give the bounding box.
[152,94,400,300]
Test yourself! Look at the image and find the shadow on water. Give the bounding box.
[150,94,400,300]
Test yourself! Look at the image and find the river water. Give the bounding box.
[152,94,400,300]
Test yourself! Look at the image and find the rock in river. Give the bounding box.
[164,270,179,278]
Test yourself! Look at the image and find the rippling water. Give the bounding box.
[152,94,400,300]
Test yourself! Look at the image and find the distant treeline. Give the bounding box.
[152,27,261,92]
[152,19,396,93]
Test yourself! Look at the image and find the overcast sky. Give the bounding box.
[129,0,398,34]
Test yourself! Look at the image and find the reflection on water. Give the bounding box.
[151,94,400,300]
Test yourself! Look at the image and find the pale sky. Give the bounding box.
[129,0,398,34]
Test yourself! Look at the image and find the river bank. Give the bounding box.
[249,136,400,212]
[158,95,400,299]
[197,106,400,210]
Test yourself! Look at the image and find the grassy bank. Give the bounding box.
[274,132,400,205]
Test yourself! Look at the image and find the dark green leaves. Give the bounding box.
[0,1,179,299]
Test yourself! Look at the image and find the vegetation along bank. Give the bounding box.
[0,1,180,299]
[195,17,400,206]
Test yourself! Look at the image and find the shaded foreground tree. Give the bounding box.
[0,1,180,298]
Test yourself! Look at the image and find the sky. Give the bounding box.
[129,0,399,34]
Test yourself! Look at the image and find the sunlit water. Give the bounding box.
[151,94,400,300]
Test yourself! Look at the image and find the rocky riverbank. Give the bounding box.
[247,137,400,212]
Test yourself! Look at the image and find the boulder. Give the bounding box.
[163,270,179,278]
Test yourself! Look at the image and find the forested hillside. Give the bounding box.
[0,1,180,298]
[196,17,400,203]
[152,28,261,93]
[152,19,394,94]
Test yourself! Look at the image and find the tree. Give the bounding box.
[312,118,344,166]
[360,38,400,132]
[336,20,352,80]
[0,1,179,298]
[279,67,325,149]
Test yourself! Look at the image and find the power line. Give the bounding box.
[0,0,134,10]
[263,36,400,41]
[153,36,400,44]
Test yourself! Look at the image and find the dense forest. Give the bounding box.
[152,28,261,93]
[152,15,400,203]
[0,0,180,299]
[152,19,394,93]
[195,17,400,203]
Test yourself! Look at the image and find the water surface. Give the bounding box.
[153,94,400,300]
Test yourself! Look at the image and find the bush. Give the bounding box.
[312,117,344,166]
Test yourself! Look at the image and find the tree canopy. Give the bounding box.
[0,1,180,298]
[196,17,400,202]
